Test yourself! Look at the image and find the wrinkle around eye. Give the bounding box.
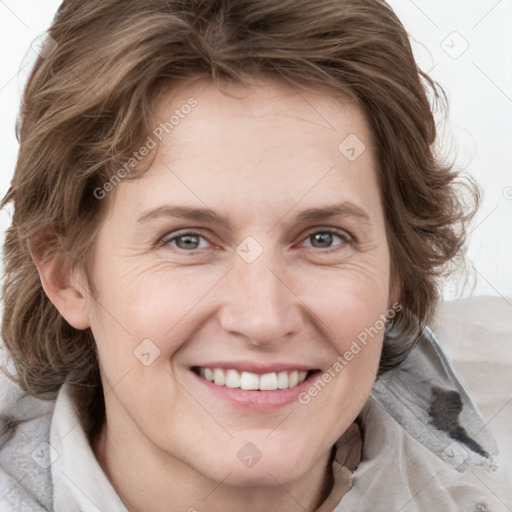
[147,220,381,262]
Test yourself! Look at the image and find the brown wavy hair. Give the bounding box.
[1,0,479,414]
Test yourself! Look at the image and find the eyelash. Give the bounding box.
[157,228,353,253]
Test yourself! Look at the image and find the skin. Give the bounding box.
[35,78,395,512]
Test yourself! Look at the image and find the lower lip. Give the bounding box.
[190,370,320,411]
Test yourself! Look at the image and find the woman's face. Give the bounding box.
[83,79,393,490]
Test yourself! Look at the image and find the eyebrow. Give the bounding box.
[135,202,371,228]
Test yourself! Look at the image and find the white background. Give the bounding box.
[0,0,511,302]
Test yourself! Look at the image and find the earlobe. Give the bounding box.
[29,236,91,331]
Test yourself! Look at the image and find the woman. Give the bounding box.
[0,1,509,511]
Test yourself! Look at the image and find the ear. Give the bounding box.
[29,234,91,331]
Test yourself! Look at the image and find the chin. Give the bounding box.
[213,461,304,488]
[197,439,317,488]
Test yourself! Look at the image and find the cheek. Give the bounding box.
[302,257,391,349]
[297,276,389,431]
[90,254,224,342]
[86,259,234,396]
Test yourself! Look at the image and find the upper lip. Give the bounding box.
[192,361,318,374]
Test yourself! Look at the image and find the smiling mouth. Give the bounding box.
[192,367,315,391]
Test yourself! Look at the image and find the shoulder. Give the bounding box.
[338,296,512,511]
[0,347,56,511]
[433,295,512,508]
[344,396,509,511]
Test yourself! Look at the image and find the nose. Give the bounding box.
[217,244,303,347]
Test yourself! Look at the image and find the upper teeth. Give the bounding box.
[199,368,308,390]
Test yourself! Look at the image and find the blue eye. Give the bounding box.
[301,229,351,250]
[158,228,351,253]
[164,232,210,251]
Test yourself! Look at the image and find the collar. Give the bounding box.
[50,384,128,512]
[49,382,363,512]
[371,325,498,472]
[48,325,498,512]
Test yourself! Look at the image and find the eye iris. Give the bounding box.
[176,234,200,250]
[170,232,340,250]
[311,232,333,248]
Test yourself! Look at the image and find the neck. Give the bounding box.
[92,422,335,512]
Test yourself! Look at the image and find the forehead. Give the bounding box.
[154,78,371,158]
[110,78,383,228]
